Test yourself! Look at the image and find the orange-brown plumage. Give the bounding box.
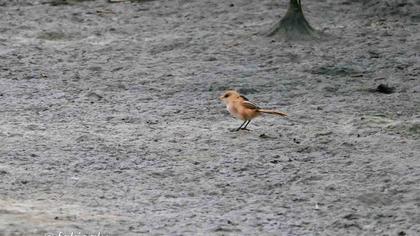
[219,90,287,131]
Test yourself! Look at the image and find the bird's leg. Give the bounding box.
[241,120,251,130]
[236,120,248,131]
[243,120,251,129]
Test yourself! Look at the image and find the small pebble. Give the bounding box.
[376,84,395,94]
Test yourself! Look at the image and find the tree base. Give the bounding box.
[266,0,323,41]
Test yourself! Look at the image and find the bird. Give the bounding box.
[219,90,287,131]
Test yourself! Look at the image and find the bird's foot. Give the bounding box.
[229,128,250,132]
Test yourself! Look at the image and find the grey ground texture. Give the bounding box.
[0,0,419,235]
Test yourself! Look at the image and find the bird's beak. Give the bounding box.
[219,96,223,100]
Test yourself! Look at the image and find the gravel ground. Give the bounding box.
[0,0,419,235]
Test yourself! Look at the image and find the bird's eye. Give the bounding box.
[224,94,230,98]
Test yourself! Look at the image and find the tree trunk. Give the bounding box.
[266,0,321,41]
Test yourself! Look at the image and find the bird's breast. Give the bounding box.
[227,103,245,120]
[226,104,237,115]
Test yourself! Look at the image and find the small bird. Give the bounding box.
[219,90,287,131]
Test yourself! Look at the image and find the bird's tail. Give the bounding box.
[258,109,287,116]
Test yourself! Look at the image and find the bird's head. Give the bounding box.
[219,90,241,103]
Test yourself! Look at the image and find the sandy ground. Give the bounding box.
[0,0,419,235]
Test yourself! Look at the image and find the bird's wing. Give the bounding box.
[241,101,260,110]
[239,95,249,101]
